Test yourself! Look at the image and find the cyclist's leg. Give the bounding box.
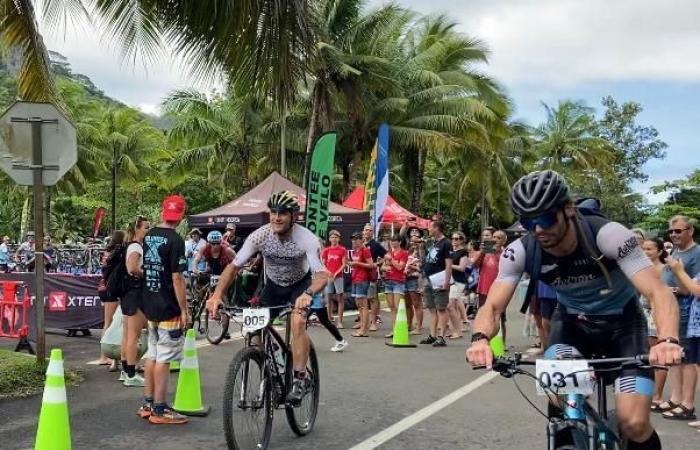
[608,302,658,449]
[288,275,313,374]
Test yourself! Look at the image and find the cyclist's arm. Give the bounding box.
[212,230,259,299]
[472,240,524,340]
[596,222,679,340]
[192,252,202,273]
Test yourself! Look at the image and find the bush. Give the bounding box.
[0,349,82,399]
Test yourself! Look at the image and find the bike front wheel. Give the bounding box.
[284,342,320,436]
[205,308,229,345]
[223,347,274,450]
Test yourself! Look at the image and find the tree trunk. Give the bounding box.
[411,148,427,212]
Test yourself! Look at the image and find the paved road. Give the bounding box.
[1,304,699,449]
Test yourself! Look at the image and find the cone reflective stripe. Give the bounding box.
[386,297,416,348]
[35,348,71,450]
[173,329,210,416]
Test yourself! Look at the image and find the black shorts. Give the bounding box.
[530,295,556,320]
[546,299,653,395]
[260,272,311,318]
[120,288,142,316]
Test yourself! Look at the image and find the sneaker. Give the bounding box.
[123,373,145,387]
[148,406,189,425]
[118,370,127,382]
[286,376,311,406]
[432,336,447,347]
[419,335,436,345]
[137,403,153,419]
[331,340,348,352]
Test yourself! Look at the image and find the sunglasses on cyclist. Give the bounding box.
[667,228,689,235]
[519,210,560,232]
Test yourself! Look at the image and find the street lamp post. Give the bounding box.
[111,146,117,232]
[436,177,446,216]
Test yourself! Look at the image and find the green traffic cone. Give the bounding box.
[35,349,71,450]
[173,329,210,416]
[490,332,505,357]
[169,359,180,372]
[386,298,416,348]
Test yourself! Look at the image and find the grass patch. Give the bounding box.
[0,349,83,399]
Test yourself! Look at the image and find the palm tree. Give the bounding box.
[86,107,164,230]
[163,88,300,199]
[301,0,409,185]
[1,0,313,106]
[532,100,613,173]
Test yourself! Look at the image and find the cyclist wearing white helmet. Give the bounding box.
[207,190,328,405]
[193,230,235,276]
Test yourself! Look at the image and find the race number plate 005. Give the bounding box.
[242,308,270,333]
[535,359,594,396]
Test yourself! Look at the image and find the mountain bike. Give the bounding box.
[222,304,319,450]
[477,353,666,450]
[187,272,229,344]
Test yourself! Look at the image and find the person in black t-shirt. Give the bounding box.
[363,224,387,331]
[139,194,189,425]
[419,222,453,347]
[447,231,470,339]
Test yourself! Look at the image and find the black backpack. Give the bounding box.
[105,244,129,300]
[519,197,612,314]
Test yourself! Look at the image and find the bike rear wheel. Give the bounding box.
[223,347,274,450]
[205,308,229,345]
[284,342,320,436]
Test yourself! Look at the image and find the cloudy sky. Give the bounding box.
[43,0,700,202]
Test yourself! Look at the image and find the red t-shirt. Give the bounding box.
[384,249,408,282]
[321,245,347,278]
[351,247,373,283]
[477,250,502,295]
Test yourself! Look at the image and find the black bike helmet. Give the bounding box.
[510,170,570,217]
[267,190,301,213]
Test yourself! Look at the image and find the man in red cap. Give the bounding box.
[138,194,189,424]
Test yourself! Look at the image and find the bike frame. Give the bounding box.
[240,307,293,408]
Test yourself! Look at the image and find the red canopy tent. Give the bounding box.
[342,186,432,230]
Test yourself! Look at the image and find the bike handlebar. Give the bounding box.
[473,353,652,373]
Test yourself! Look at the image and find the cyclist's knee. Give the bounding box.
[543,343,583,359]
[617,411,652,441]
[291,311,307,334]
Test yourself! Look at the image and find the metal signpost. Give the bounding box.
[0,102,77,362]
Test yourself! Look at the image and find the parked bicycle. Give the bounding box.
[187,272,229,344]
[477,353,666,450]
[221,304,319,450]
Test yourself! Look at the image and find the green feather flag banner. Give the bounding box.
[305,132,337,240]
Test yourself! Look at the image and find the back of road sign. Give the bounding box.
[0,102,77,186]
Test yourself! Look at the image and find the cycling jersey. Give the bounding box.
[496,217,650,315]
[201,244,233,275]
[233,224,325,287]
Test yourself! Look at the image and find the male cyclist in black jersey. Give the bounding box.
[207,190,328,405]
[467,170,682,450]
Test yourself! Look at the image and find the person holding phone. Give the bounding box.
[474,228,508,345]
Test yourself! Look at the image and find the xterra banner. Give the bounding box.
[0,273,103,340]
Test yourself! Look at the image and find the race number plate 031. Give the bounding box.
[242,308,270,333]
[535,359,594,396]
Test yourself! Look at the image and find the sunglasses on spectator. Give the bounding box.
[667,228,689,235]
[451,236,464,240]
[519,210,560,232]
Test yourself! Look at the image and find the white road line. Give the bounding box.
[348,371,499,450]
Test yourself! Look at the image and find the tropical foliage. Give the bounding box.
[0,0,671,241]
